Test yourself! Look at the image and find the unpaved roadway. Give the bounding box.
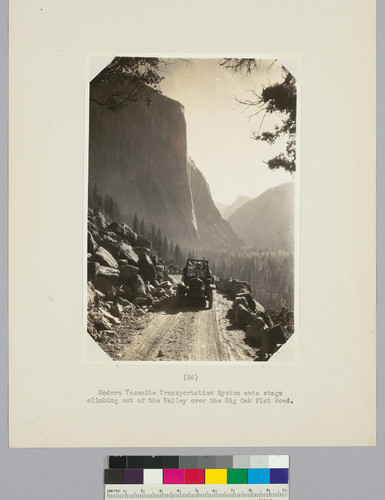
[115,291,256,362]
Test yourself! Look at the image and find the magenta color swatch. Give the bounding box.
[163,469,185,484]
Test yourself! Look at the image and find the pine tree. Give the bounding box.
[156,227,162,253]
[169,241,174,262]
[139,217,145,236]
[150,225,157,247]
[174,244,182,265]
[162,235,169,260]
[133,213,139,233]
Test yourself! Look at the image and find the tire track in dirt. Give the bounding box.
[117,292,256,361]
[120,312,182,361]
[192,291,226,361]
[119,294,227,361]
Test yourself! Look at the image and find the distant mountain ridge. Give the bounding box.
[216,195,251,220]
[227,182,295,251]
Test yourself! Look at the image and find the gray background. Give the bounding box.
[1,1,384,498]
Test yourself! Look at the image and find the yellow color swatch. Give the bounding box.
[205,469,227,484]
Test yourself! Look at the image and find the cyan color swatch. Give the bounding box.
[248,468,270,484]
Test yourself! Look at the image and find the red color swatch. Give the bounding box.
[184,469,205,484]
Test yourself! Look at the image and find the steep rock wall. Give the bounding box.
[89,84,240,249]
[187,157,243,248]
[89,87,198,247]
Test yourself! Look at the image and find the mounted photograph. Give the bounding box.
[86,56,297,362]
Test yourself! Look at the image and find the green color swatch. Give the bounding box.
[227,469,248,484]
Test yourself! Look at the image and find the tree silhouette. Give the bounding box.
[139,217,145,236]
[133,213,139,233]
[90,57,165,111]
[220,58,297,173]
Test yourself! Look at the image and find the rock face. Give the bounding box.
[187,157,243,248]
[228,182,295,251]
[216,195,251,220]
[89,83,241,250]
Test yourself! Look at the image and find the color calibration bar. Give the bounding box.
[105,455,289,485]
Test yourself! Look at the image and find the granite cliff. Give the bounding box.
[89,84,240,250]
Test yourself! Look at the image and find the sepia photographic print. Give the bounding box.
[87,56,297,362]
[9,1,376,450]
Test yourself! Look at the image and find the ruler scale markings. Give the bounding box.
[105,486,288,499]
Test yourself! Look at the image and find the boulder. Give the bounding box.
[245,317,267,346]
[119,242,140,265]
[146,284,157,295]
[94,316,112,331]
[92,276,117,300]
[102,233,120,244]
[230,281,251,298]
[233,296,249,311]
[88,261,101,281]
[120,283,135,301]
[262,325,286,355]
[118,259,129,266]
[101,309,121,325]
[235,292,258,313]
[123,302,136,313]
[111,303,123,318]
[92,211,107,230]
[220,279,252,299]
[234,303,254,329]
[138,254,156,282]
[226,308,235,322]
[132,246,151,259]
[93,247,118,269]
[155,263,165,273]
[119,264,140,282]
[135,235,151,247]
[261,312,274,329]
[108,222,137,244]
[101,330,116,337]
[133,297,151,306]
[116,297,131,307]
[100,241,121,260]
[159,281,172,290]
[87,231,98,254]
[98,266,120,284]
[127,273,147,297]
[253,300,266,314]
[94,289,105,300]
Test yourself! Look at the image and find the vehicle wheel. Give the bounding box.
[208,289,213,309]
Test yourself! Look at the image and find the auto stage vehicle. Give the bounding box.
[176,259,215,309]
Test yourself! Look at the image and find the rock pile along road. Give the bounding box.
[115,291,257,362]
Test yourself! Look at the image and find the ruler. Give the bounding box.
[105,484,289,499]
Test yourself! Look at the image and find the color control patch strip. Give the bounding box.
[105,455,289,485]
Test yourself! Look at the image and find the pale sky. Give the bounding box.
[159,58,294,205]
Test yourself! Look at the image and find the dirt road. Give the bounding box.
[113,291,257,362]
